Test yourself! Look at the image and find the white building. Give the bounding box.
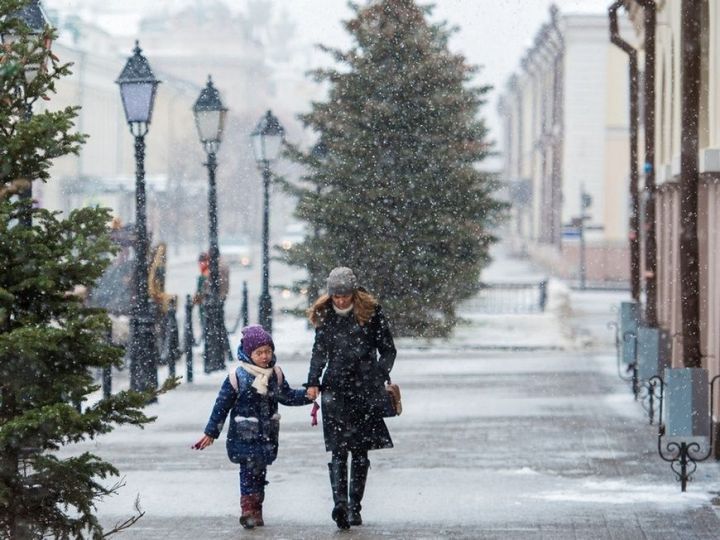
[498,7,631,282]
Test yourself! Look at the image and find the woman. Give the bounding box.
[305,267,396,529]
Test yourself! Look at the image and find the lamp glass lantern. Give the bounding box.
[193,75,227,153]
[1,0,51,84]
[251,110,285,163]
[116,41,160,127]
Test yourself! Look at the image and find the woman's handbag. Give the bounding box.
[385,380,402,416]
[366,362,402,417]
[381,378,402,417]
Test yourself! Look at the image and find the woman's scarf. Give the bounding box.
[333,303,354,317]
[239,362,274,395]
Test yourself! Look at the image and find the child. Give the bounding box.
[193,325,313,529]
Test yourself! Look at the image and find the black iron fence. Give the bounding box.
[100,281,250,396]
[460,280,548,314]
[100,296,185,397]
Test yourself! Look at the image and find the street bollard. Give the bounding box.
[228,280,251,335]
[165,297,181,378]
[184,294,194,383]
[538,279,548,312]
[103,327,112,399]
[102,366,112,399]
[242,280,249,327]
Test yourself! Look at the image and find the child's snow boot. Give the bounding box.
[239,495,257,529]
[348,456,370,525]
[253,491,265,526]
[328,462,350,529]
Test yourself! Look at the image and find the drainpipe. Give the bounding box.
[608,1,641,302]
[679,0,702,368]
[635,0,658,327]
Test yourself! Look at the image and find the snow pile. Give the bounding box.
[394,277,573,352]
[533,479,709,507]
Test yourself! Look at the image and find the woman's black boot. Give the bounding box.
[348,456,370,525]
[328,461,350,529]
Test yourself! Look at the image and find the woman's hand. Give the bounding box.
[192,434,214,450]
[306,386,319,400]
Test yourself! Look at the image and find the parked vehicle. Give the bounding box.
[279,223,306,252]
[220,236,253,267]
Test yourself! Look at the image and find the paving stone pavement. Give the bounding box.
[78,286,720,539]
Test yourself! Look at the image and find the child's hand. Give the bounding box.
[192,434,214,450]
[306,386,319,400]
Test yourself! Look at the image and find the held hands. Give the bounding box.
[192,434,214,450]
[306,386,319,400]
[306,387,320,427]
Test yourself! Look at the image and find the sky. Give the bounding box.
[43,0,613,162]
[281,0,611,148]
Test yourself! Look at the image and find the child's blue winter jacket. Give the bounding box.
[203,352,311,464]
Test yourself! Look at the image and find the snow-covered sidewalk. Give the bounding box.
[67,249,720,538]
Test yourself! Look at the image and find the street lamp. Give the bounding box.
[1,0,51,226]
[251,110,285,333]
[0,1,49,77]
[193,75,228,373]
[116,41,161,393]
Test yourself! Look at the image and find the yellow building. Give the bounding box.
[36,18,203,248]
[498,7,632,283]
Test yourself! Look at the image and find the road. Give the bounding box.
[164,243,307,335]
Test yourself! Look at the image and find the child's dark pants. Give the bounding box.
[239,457,267,494]
[239,458,267,528]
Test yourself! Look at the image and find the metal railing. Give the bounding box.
[98,280,259,395]
[101,297,183,397]
[460,280,548,314]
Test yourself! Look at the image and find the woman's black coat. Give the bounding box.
[306,304,396,452]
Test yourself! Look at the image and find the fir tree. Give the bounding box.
[284,0,506,336]
[0,2,177,537]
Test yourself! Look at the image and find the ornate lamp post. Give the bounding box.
[193,75,228,373]
[250,110,285,333]
[116,41,160,392]
[0,1,48,77]
[1,0,51,226]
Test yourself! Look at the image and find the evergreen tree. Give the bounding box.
[0,2,177,537]
[284,0,505,336]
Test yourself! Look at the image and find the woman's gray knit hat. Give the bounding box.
[327,267,358,296]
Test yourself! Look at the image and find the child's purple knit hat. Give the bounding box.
[240,325,274,358]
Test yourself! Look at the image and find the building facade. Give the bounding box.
[623,0,720,379]
[36,0,327,248]
[35,15,204,249]
[498,7,632,283]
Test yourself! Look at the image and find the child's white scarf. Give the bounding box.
[239,363,274,395]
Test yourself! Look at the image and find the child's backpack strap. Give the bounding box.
[229,366,243,392]
[274,366,284,387]
[229,365,284,391]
